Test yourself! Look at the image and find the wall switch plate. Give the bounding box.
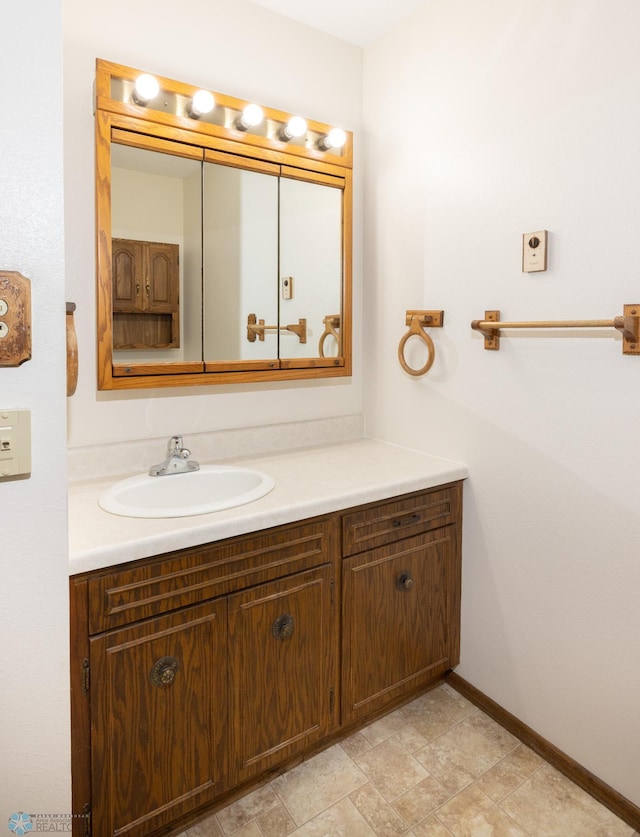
[0,409,31,478]
[522,230,548,273]
[0,270,32,365]
[281,276,293,300]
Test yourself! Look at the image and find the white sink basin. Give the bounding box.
[98,464,275,518]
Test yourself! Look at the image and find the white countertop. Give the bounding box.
[68,439,467,575]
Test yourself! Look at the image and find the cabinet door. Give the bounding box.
[342,526,460,725]
[89,599,228,837]
[228,565,337,785]
[146,242,179,313]
[112,239,143,311]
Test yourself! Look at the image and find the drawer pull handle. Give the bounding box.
[272,613,295,640]
[150,656,179,686]
[392,513,420,528]
[397,572,414,591]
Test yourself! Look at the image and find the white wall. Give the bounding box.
[63,0,363,448]
[363,0,640,806]
[0,0,70,818]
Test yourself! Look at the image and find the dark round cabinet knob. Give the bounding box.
[150,656,179,687]
[528,236,540,249]
[396,572,414,591]
[272,613,295,640]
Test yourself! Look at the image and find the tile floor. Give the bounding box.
[179,683,638,837]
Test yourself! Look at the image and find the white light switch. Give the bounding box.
[0,409,31,477]
[522,230,548,273]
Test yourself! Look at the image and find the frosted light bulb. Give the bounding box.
[284,116,307,139]
[133,74,159,104]
[326,128,346,149]
[190,89,215,117]
[239,103,264,129]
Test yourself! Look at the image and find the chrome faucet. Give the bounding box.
[149,435,200,476]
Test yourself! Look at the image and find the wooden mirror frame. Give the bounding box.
[95,59,353,390]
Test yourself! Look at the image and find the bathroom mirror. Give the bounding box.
[95,59,352,390]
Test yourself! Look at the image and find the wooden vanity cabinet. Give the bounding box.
[70,483,462,837]
[228,564,336,786]
[71,518,339,837]
[341,485,462,725]
[89,599,228,837]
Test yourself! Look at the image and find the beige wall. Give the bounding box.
[63,0,363,448]
[363,0,640,806]
[1,0,70,816]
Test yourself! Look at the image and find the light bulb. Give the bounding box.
[132,74,159,105]
[325,128,347,149]
[189,89,215,118]
[238,103,264,130]
[282,116,307,140]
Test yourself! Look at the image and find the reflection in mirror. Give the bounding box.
[202,165,343,362]
[203,163,279,361]
[279,177,342,359]
[110,143,203,363]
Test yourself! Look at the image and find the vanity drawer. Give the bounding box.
[87,517,339,634]
[341,483,461,557]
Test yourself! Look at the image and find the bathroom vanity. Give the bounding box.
[68,440,466,837]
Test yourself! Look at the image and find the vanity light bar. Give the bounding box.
[100,61,351,165]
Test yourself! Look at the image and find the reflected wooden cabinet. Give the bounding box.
[70,483,461,837]
[112,238,179,349]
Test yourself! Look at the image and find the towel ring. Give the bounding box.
[398,310,444,377]
[318,314,341,357]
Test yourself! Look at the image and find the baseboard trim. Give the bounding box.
[446,673,640,832]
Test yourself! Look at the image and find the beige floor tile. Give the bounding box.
[500,764,635,836]
[292,797,377,836]
[435,784,528,836]
[255,801,298,837]
[271,743,367,826]
[354,735,430,801]
[414,717,507,794]
[462,712,520,755]
[185,811,224,836]
[216,784,280,834]
[349,782,409,836]
[474,744,544,803]
[340,730,373,759]
[359,708,410,748]
[412,816,456,836]
[395,724,430,754]
[392,775,452,827]
[400,686,477,741]
[221,822,262,837]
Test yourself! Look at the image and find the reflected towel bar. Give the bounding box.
[471,306,640,353]
[247,313,307,344]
